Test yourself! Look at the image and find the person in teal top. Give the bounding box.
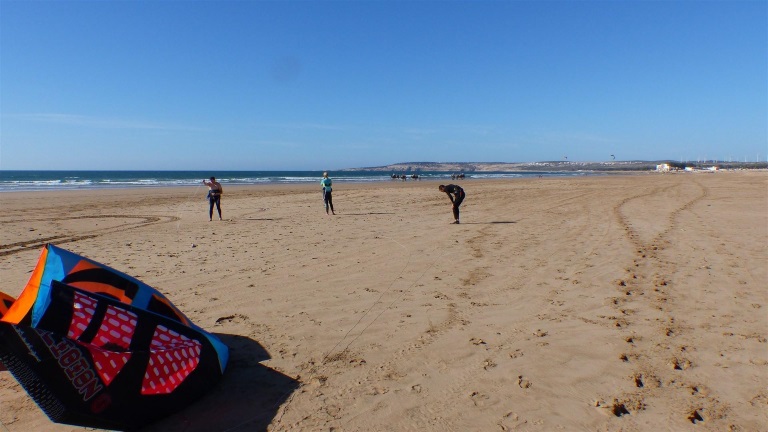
[321,172,335,215]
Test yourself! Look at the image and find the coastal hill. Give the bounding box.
[342,161,768,172]
[342,161,652,172]
[340,161,672,172]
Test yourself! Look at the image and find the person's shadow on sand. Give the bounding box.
[141,334,299,432]
[462,220,517,224]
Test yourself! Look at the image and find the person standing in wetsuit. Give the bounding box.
[203,176,223,221]
[439,184,465,224]
[321,172,335,215]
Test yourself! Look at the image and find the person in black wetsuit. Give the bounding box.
[203,176,223,221]
[439,184,465,224]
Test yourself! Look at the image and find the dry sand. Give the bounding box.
[0,172,766,432]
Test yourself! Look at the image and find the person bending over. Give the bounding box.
[439,184,465,224]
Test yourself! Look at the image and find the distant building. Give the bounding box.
[656,163,671,173]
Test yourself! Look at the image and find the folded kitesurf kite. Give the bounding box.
[0,244,229,430]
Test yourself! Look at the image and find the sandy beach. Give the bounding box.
[0,172,766,432]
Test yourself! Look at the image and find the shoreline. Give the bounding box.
[9,167,768,193]
[1,165,764,192]
[5,169,758,195]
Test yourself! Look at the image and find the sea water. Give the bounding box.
[0,170,595,192]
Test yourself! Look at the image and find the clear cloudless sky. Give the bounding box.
[1,0,766,170]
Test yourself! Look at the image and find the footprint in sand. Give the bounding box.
[687,409,705,424]
[595,398,645,417]
[470,337,487,346]
[671,356,692,370]
[517,375,532,389]
[470,391,491,406]
[214,313,250,325]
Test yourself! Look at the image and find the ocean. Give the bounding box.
[0,170,596,192]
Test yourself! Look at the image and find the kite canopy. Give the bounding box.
[0,244,229,430]
[0,291,14,318]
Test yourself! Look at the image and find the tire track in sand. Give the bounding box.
[599,178,729,426]
[0,215,179,256]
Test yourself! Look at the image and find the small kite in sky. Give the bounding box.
[0,244,229,430]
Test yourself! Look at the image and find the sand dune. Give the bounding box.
[1,173,766,431]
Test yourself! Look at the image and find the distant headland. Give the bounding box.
[341,161,767,172]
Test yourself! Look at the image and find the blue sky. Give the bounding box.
[1,1,765,170]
